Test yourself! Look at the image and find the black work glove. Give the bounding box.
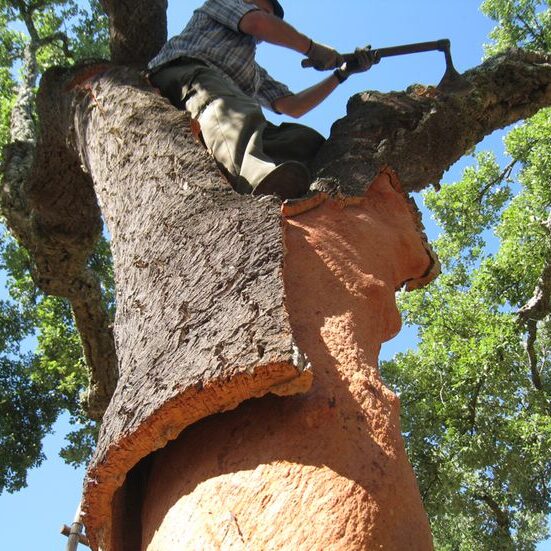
[333,47,379,83]
[302,40,344,70]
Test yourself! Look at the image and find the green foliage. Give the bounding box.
[481,0,550,54]
[69,0,109,61]
[0,354,58,492]
[381,2,551,548]
[0,240,58,491]
[32,0,109,68]
[0,1,111,492]
[0,10,21,151]
[382,16,551,551]
[0,229,110,492]
[383,280,550,548]
[59,417,99,468]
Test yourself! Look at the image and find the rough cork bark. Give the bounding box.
[33,65,311,550]
[314,49,551,195]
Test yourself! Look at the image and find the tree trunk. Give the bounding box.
[34,65,312,549]
[4,45,550,550]
[137,171,436,551]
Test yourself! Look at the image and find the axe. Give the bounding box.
[303,39,468,91]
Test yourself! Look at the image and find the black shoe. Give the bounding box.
[252,161,311,200]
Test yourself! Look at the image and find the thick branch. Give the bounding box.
[477,159,517,202]
[517,214,551,391]
[313,49,551,195]
[12,0,40,43]
[99,0,168,66]
[524,319,544,390]
[26,67,118,418]
[2,63,117,419]
[9,45,37,144]
[473,492,513,539]
[1,4,113,419]
[518,215,551,324]
[2,40,38,252]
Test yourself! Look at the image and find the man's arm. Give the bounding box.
[239,9,342,69]
[239,9,342,117]
[238,9,311,54]
[273,48,376,118]
[273,75,340,118]
[240,10,374,118]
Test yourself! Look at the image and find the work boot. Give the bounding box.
[252,161,311,200]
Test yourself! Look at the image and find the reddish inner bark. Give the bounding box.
[137,173,434,551]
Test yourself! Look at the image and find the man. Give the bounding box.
[148,0,373,199]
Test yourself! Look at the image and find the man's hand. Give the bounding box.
[303,40,344,70]
[334,47,379,82]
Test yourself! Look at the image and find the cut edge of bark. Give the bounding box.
[282,167,441,291]
[384,170,441,291]
[82,359,312,550]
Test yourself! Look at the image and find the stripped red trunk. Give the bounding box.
[137,172,436,550]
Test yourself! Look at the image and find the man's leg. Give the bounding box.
[262,122,326,168]
[187,68,314,198]
[150,61,312,199]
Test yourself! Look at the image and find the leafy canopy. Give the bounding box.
[381,1,551,549]
[0,0,108,493]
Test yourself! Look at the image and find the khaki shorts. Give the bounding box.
[150,59,325,193]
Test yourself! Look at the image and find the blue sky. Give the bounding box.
[1,1,549,549]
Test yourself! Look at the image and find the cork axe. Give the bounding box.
[303,39,468,91]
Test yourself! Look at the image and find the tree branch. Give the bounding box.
[37,31,73,60]
[11,0,40,43]
[12,0,74,58]
[517,13,548,51]
[313,49,551,195]
[467,376,485,435]
[476,159,517,202]
[516,214,551,391]
[2,10,40,274]
[473,492,513,539]
[524,319,544,390]
[3,0,116,420]
[98,0,168,66]
[518,215,551,324]
[2,60,117,419]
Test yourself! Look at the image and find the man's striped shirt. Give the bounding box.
[148,0,292,110]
